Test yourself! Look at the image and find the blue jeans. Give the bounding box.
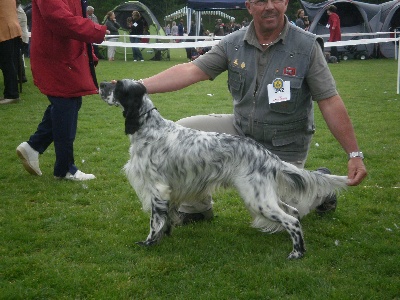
[27,96,82,177]
[130,37,143,60]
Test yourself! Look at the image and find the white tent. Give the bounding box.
[164,6,235,22]
[164,6,236,35]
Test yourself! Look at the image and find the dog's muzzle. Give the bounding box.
[99,81,119,106]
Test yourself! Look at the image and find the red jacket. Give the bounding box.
[328,13,341,42]
[31,0,107,98]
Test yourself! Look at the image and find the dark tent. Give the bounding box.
[108,1,165,34]
[300,0,381,59]
[187,0,246,10]
[379,0,400,58]
[106,1,168,61]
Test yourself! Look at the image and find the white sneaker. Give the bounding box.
[0,98,20,104]
[16,142,42,176]
[64,170,96,181]
[140,60,144,62]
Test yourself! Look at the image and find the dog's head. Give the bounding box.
[99,80,148,134]
[99,80,147,107]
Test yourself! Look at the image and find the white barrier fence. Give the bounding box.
[99,32,400,94]
[99,31,399,56]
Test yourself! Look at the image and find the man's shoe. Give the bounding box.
[58,170,96,181]
[16,142,42,176]
[315,167,337,214]
[0,98,20,104]
[179,208,214,225]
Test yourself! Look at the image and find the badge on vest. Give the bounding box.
[283,67,296,76]
[268,78,291,104]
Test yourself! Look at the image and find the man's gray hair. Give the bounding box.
[87,6,94,11]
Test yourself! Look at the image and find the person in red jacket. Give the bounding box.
[16,0,109,181]
[327,5,341,62]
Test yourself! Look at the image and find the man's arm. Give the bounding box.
[318,95,367,186]
[142,63,210,94]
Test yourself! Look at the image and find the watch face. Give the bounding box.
[349,152,363,159]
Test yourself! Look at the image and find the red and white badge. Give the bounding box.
[283,67,296,77]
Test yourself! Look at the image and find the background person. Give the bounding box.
[105,11,120,61]
[185,20,196,61]
[171,21,178,42]
[16,0,108,181]
[0,0,22,105]
[177,19,184,42]
[214,19,226,36]
[16,0,29,83]
[128,11,144,62]
[327,5,341,62]
[165,24,171,35]
[132,0,367,223]
[87,5,104,59]
[295,9,309,30]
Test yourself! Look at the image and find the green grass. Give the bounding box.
[1,49,399,299]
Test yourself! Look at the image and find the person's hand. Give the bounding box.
[106,30,110,34]
[347,158,367,186]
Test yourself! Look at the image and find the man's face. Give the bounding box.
[246,0,289,32]
[88,9,94,16]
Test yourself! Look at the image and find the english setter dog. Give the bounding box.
[99,79,348,259]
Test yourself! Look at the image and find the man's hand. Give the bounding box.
[347,158,367,186]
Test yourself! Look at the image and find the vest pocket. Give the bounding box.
[235,113,312,157]
[269,76,303,114]
[228,68,245,101]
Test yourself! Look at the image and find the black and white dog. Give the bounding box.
[99,79,348,259]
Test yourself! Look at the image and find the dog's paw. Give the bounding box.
[135,240,157,247]
[287,250,304,260]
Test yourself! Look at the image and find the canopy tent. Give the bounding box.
[378,0,400,58]
[164,6,235,23]
[106,1,167,61]
[107,1,164,33]
[300,0,381,58]
[186,0,246,36]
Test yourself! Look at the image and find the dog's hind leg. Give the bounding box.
[278,200,300,220]
[249,192,306,259]
[136,196,172,246]
[276,213,305,259]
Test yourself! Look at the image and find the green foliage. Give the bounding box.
[1,50,399,299]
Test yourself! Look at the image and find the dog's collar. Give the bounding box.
[139,107,157,118]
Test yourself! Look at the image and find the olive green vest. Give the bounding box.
[222,24,323,162]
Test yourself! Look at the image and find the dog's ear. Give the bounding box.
[135,80,147,95]
[123,82,145,135]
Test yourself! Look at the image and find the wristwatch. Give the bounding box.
[348,151,364,160]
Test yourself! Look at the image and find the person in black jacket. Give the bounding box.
[128,11,144,61]
[185,20,196,61]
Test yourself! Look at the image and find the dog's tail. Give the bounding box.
[276,162,348,218]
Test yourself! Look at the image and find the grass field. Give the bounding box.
[1,48,399,299]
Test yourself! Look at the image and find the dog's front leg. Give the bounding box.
[136,197,171,246]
